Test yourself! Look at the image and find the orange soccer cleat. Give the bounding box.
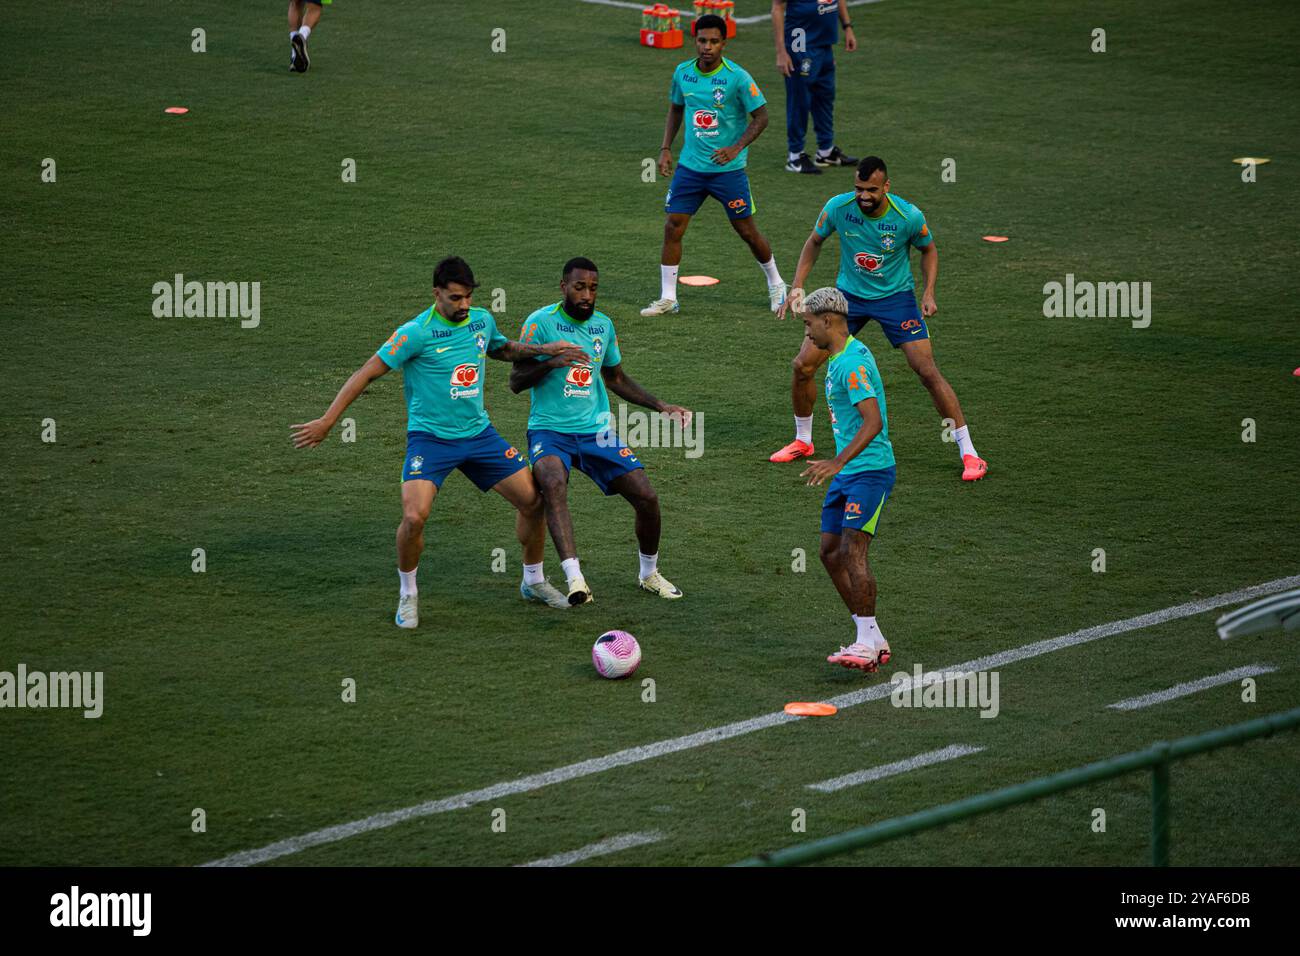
[961,454,988,481]
[770,439,814,463]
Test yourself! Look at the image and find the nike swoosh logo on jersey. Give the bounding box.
[435,346,453,353]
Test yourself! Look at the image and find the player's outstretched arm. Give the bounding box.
[601,364,692,426]
[489,339,588,367]
[778,230,826,319]
[800,398,882,485]
[291,354,390,449]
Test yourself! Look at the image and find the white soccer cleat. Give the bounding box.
[395,593,419,629]
[520,579,570,609]
[768,281,788,313]
[567,574,594,606]
[638,570,683,599]
[640,297,680,317]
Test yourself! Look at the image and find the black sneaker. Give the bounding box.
[784,153,823,174]
[291,33,309,73]
[814,146,859,167]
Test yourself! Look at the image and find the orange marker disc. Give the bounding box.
[784,701,838,717]
[164,107,189,115]
[982,236,1009,242]
[679,275,719,286]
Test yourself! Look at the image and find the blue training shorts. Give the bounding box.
[844,288,929,347]
[665,164,755,220]
[526,429,644,495]
[403,425,527,490]
[820,466,896,536]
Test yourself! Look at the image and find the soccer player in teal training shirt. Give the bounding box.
[640,13,788,317]
[291,256,588,629]
[511,258,692,604]
[774,156,988,482]
[798,287,897,671]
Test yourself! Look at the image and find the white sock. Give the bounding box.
[954,425,977,459]
[853,614,884,647]
[639,552,658,579]
[290,30,299,40]
[759,256,783,287]
[523,562,544,586]
[561,557,582,585]
[399,567,418,597]
[298,24,312,39]
[816,146,834,158]
[795,415,813,444]
[789,151,803,162]
[660,264,678,301]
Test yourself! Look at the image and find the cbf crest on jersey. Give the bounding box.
[881,234,897,252]
[713,86,726,105]
[592,338,604,358]
[475,333,486,354]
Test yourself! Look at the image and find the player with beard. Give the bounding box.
[291,256,586,629]
[511,258,692,605]
[773,156,988,481]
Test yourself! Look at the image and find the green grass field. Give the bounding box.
[2,0,1298,867]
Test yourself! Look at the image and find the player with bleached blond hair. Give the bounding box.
[797,286,897,671]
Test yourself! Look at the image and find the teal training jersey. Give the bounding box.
[520,303,623,434]
[669,57,766,174]
[825,337,895,474]
[376,305,508,440]
[814,192,933,300]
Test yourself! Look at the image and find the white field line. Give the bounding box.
[574,0,886,27]
[516,830,665,867]
[807,744,984,793]
[202,573,1300,867]
[1106,664,1277,712]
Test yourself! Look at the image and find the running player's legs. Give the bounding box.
[900,337,965,427]
[606,468,660,557]
[491,468,547,567]
[398,479,436,573]
[527,430,578,560]
[773,293,857,462]
[792,333,830,417]
[819,469,892,617]
[662,165,707,267]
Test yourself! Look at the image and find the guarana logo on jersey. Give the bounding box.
[854,251,884,272]
[563,364,594,398]
[693,109,719,131]
[450,363,481,399]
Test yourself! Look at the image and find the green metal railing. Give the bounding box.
[736,706,1300,867]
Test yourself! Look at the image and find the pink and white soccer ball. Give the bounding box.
[592,630,641,679]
